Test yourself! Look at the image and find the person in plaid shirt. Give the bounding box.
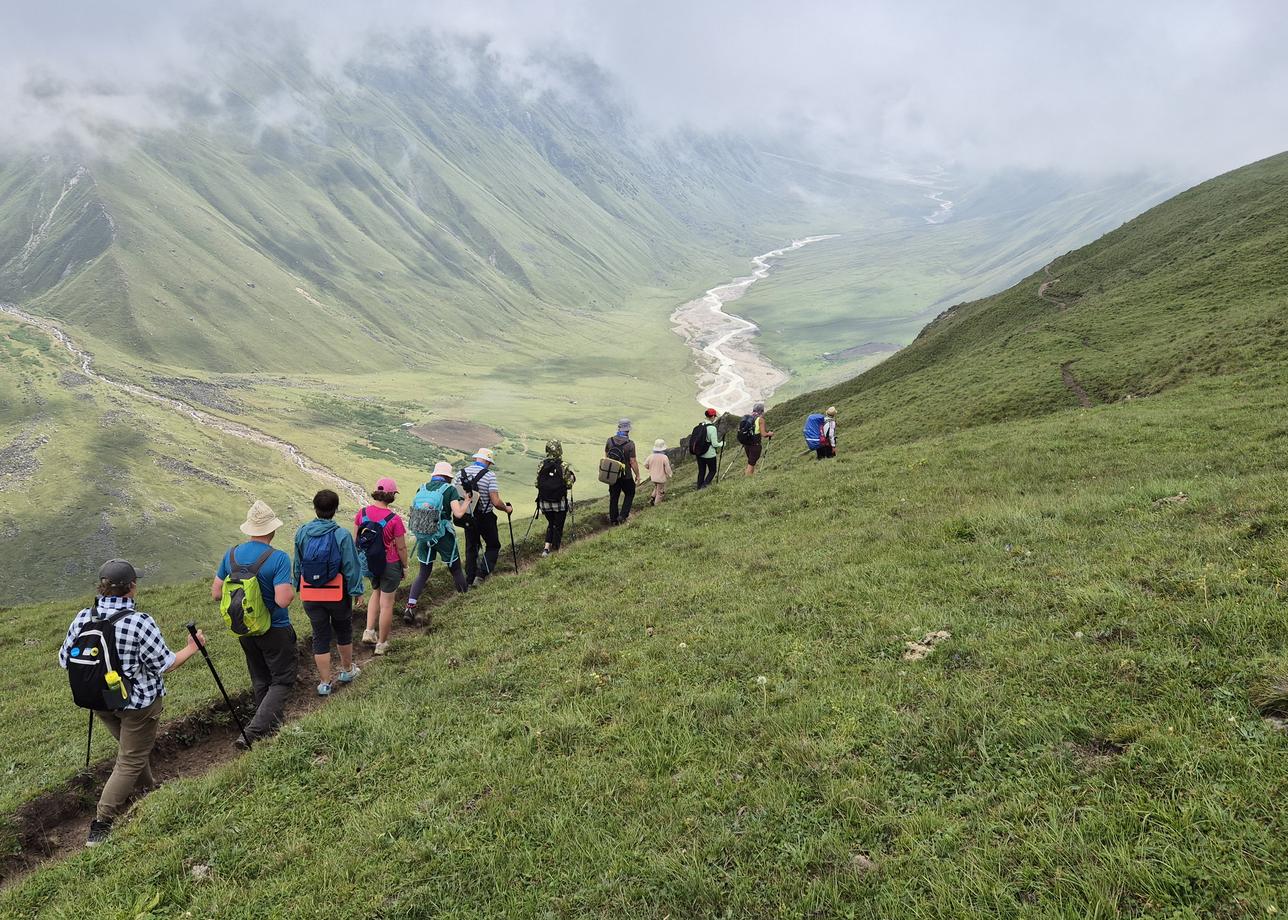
[58,559,204,847]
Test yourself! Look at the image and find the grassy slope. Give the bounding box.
[2,155,1288,915]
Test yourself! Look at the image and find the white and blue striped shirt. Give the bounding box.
[59,596,176,709]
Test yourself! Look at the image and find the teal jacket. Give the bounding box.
[292,519,365,596]
[701,422,723,460]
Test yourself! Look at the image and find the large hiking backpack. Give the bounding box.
[409,481,450,541]
[300,529,343,602]
[736,414,759,446]
[803,413,825,450]
[536,459,568,503]
[355,511,390,579]
[688,423,711,456]
[220,545,275,637]
[600,438,629,484]
[67,603,134,710]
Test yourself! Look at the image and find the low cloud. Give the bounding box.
[1,0,1285,178]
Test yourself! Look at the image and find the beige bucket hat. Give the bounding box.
[240,500,284,537]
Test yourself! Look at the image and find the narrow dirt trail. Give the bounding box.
[1060,361,1093,408]
[0,491,663,887]
[1038,262,1073,309]
[0,303,366,503]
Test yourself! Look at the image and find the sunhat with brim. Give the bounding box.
[653,439,667,451]
[240,500,284,537]
[375,477,398,493]
[617,418,632,432]
[825,406,837,417]
[98,559,138,590]
[432,461,453,478]
[472,448,496,465]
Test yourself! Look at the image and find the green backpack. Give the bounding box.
[220,545,275,637]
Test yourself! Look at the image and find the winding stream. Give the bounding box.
[670,235,837,414]
[0,303,367,502]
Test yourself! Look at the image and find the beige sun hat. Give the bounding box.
[654,438,667,451]
[432,461,453,478]
[472,448,495,465]
[240,500,284,537]
[825,406,837,417]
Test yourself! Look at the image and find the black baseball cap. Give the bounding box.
[98,559,138,590]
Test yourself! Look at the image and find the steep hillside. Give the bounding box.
[3,153,1288,916]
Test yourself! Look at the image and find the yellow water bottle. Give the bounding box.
[105,670,127,700]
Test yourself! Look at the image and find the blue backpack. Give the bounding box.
[300,529,343,591]
[803,413,825,450]
[409,481,450,542]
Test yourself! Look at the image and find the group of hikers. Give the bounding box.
[56,402,840,846]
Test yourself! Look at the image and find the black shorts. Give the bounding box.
[745,442,763,465]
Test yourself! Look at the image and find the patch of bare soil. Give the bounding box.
[1060,738,1128,771]
[1060,361,1093,408]
[902,630,952,661]
[410,420,502,452]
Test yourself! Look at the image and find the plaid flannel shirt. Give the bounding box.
[58,596,176,709]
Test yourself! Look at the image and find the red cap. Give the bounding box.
[705,408,718,418]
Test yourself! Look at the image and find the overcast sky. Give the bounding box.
[1,0,1285,178]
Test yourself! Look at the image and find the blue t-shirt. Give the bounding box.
[216,542,293,628]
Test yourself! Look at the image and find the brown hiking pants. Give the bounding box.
[95,699,162,821]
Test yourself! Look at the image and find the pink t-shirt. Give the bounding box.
[355,505,406,563]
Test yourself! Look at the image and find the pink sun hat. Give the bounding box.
[375,477,398,493]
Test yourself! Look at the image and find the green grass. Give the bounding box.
[4,151,1288,915]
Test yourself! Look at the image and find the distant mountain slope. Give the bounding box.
[776,151,1288,442]
[0,45,912,375]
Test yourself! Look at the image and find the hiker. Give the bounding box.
[692,408,722,489]
[211,500,297,746]
[603,418,640,524]
[643,438,673,504]
[405,461,471,621]
[819,406,838,459]
[459,448,512,587]
[293,489,364,696]
[354,478,408,655]
[535,439,576,555]
[60,560,206,846]
[739,402,774,475]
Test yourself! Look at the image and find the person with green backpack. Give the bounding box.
[403,461,471,625]
[211,500,296,748]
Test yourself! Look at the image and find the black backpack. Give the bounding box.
[456,466,490,526]
[355,510,390,578]
[536,459,568,503]
[67,602,134,710]
[688,423,710,456]
[736,414,759,446]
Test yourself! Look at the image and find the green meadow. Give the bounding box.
[1,152,1287,916]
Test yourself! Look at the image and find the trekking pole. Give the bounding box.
[186,622,252,749]
[523,507,539,541]
[85,709,94,771]
[507,513,520,574]
[716,443,726,483]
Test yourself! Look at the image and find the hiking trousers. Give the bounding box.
[409,558,468,599]
[609,478,635,523]
[95,698,162,821]
[650,482,667,504]
[696,456,717,489]
[465,511,501,583]
[543,509,567,549]
[239,625,298,740]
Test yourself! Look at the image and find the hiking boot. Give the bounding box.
[374,641,389,656]
[317,682,332,697]
[541,548,550,558]
[472,577,485,589]
[86,819,111,847]
[338,665,361,683]
[402,608,418,626]
[361,628,377,646]
[233,735,251,752]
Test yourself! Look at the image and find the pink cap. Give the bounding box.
[375,477,398,493]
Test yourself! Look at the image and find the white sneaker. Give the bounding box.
[361,629,377,646]
[374,641,389,656]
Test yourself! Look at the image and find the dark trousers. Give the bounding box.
[816,444,835,460]
[410,558,468,597]
[609,478,635,523]
[544,510,567,548]
[696,456,718,489]
[465,511,501,583]
[239,625,297,739]
[303,597,353,655]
